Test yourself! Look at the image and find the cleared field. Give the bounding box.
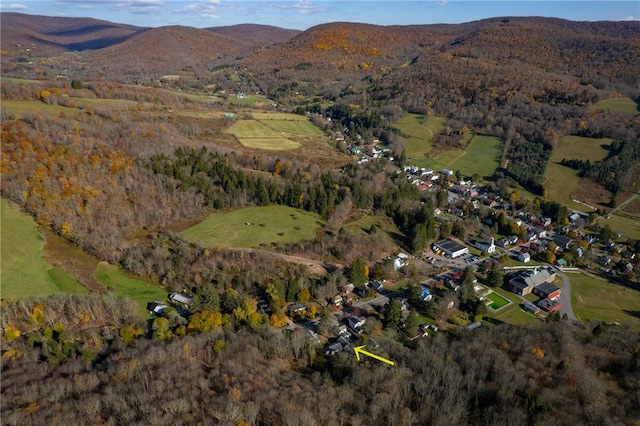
[179,205,324,248]
[240,138,301,150]
[229,94,271,106]
[393,114,447,167]
[595,97,639,114]
[226,120,303,150]
[544,136,610,211]
[263,120,325,137]
[598,214,640,240]
[1,100,82,118]
[95,263,168,316]
[249,111,308,121]
[1,198,87,298]
[448,135,503,178]
[568,271,640,329]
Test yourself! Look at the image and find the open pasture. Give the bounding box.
[595,97,639,114]
[179,205,324,249]
[392,114,446,167]
[226,119,303,150]
[544,136,611,211]
[568,271,640,330]
[95,263,168,316]
[1,198,87,299]
[263,119,324,136]
[598,214,640,241]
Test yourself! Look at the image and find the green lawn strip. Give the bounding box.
[95,263,168,316]
[179,205,325,249]
[594,97,639,114]
[598,214,640,241]
[567,271,640,329]
[1,198,87,298]
[229,94,268,106]
[433,148,465,167]
[238,138,301,150]
[262,120,325,137]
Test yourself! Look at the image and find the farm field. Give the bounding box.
[249,111,308,121]
[1,100,82,119]
[392,114,446,167]
[431,134,503,179]
[594,97,639,114]
[568,271,640,329]
[226,120,301,150]
[263,119,325,137]
[229,94,272,106]
[544,136,611,211]
[179,205,324,249]
[95,262,168,316]
[1,198,88,299]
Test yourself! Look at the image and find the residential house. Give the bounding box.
[598,256,612,267]
[421,286,433,302]
[345,316,366,334]
[287,303,307,315]
[325,342,343,356]
[147,301,168,315]
[518,252,531,263]
[553,235,573,251]
[170,292,194,308]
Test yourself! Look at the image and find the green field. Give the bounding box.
[179,205,324,248]
[263,120,325,137]
[249,111,308,121]
[544,136,611,211]
[1,100,82,118]
[597,214,640,241]
[595,97,639,114]
[392,114,447,167]
[1,198,88,299]
[229,94,270,106]
[95,263,168,316]
[444,135,503,178]
[568,271,640,329]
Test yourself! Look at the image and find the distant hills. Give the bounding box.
[2,12,638,93]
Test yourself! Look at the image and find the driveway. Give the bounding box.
[555,268,578,322]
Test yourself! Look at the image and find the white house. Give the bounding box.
[518,252,531,263]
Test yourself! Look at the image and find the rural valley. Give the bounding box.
[1,11,640,426]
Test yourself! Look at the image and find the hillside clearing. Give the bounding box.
[594,97,639,114]
[1,198,88,299]
[179,205,324,248]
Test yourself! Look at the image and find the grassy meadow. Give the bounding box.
[544,136,611,211]
[179,205,324,248]
[1,198,88,299]
[594,97,639,114]
[568,271,640,329]
[392,114,446,167]
[95,263,168,316]
[598,214,640,241]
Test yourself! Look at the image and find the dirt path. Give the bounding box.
[232,248,343,276]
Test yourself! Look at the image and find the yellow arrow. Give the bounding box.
[354,345,395,366]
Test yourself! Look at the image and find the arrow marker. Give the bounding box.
[354,345,395,366]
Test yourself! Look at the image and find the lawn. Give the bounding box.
[568,271,640,329]
[489,286,536,326]
[95,263,168,316]
[594,97,639,114]
[1,198,88,298]
[179,205,325,248]
[485,291,510,310]
[544,136,610,211]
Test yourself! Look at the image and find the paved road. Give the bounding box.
[351,293,390,311]
[555,268,578,322]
